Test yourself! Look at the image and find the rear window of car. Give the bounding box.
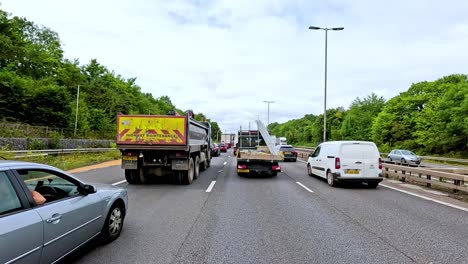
[340,144,379,159]
[280,147,294,151]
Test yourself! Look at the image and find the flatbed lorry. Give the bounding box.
[116,111,211,185]
[236,130,282,177]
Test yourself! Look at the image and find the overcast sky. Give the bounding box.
[2,0,468,133]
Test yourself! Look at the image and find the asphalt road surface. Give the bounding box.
[65,150,468,264]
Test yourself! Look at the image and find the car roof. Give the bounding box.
[320,140,375,145]
[0,160,59,170]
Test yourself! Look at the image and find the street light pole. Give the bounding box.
[308,26,344,142]
[262,100,275,127]
[323,29,328,143]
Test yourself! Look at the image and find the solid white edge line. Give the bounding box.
[206,181,216,193]
[296,182,314,193]
[112,180,127,186]
[380,184,468,212]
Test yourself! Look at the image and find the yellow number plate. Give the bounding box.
[345,169,360,174]
[237,169,250,173]
[123,156,137,161]
[284,152,291,155]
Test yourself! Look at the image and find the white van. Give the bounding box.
[306,141,383,188]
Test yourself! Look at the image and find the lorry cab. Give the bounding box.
[307,141,383,188]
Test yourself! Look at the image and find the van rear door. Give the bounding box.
[339,143,377,178]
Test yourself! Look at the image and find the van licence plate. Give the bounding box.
[345,169,360,174]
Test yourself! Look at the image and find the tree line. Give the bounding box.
[268,75,468,156]
[0,8,220,139]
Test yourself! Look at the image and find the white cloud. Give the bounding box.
[2,0,468,133]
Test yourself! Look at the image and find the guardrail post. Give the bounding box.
[426,174,431,187]
[454,180,460,193]
[384,167,389,178]
[401,169,406,182]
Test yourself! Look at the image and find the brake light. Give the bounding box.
[272,165,281,171]
[379,158,383,169]
[291,151,297,156]
[335,157,341,169]
[238,165,247,169]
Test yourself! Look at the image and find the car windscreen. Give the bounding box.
[339,144,379,159]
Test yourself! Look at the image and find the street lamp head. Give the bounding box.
[332,27,344,30]
[308,26,321,30]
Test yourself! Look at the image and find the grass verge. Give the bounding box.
[2,151,121,171]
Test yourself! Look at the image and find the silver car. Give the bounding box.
[0,161,128,264]
[388,149,421,165]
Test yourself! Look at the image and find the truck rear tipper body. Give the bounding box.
[236,130,282,177]
[116,112,211,185]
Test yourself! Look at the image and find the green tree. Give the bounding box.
[341,93,385,141]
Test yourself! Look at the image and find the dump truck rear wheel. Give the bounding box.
[125,170,135,184]
[194,156,200,179]
[181,158,194,185]
[125,170,137,184]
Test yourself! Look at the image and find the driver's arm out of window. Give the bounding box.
[32,190,46,205]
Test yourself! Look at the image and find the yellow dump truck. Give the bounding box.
[116,111,211,184]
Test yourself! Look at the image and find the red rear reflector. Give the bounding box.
[335,157,341,169]
[238,165,247,169]
[379,158,383,169]
[272,165,281,171]
[175,153,183,157]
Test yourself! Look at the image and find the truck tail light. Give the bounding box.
[379,158,383,170]
[335,157,341,169]
[238,165,247,169]
[175,152,184,157]
[272,165,281,171]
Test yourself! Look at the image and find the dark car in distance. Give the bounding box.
[276,145,298,162]
[211,143,220,157]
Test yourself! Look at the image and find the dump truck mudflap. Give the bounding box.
[172,159,189,170]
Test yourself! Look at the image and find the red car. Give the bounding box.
[219,143,227,152]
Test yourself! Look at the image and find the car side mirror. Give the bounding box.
[79,184,97,195]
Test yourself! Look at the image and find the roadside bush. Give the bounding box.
[48,131,63,149]
[27,138,46,150]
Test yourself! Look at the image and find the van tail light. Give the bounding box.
[272,165,281,171]
[379,158,383,170]
[335,157,341,169]
[238,165,247,169]
[291,151,297,156]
